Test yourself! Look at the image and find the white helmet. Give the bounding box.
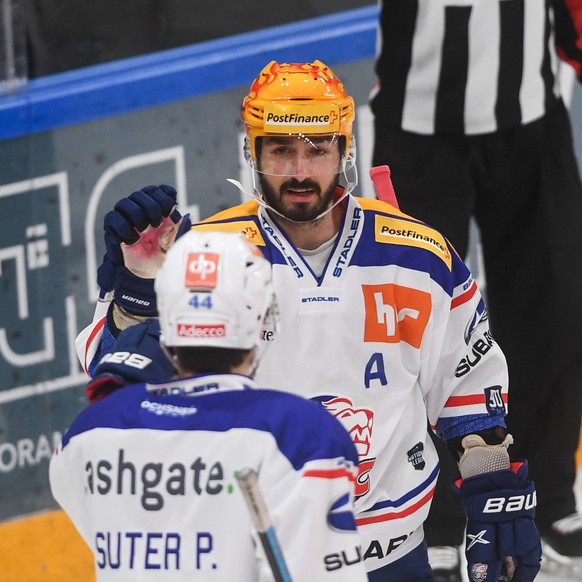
[155,230,277,352]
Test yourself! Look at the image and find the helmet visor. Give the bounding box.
[253,134,355,178]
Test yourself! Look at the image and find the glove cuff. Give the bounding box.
[458,433,513,479]
[113,267,157,316]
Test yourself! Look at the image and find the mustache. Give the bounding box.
[280,178,321,193]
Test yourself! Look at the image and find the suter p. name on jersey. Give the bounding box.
[49,374,366,581]
[76,193,508,572]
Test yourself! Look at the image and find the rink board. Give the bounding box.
[0,9,379,580]
[0,7,379,525]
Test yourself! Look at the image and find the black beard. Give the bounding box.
[259,176,339,223]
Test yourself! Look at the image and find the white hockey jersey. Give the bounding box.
[76,194,509,571]
[50,373,367,581]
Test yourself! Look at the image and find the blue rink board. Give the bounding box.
[0,5,379,141]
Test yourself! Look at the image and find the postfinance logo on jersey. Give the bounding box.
[375,216,452,269]
[362,284,431,348]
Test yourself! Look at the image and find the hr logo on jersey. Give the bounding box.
[185,253,219,288]
[312,395,376,497]
[362,284,431,348]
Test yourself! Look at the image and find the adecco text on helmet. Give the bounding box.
[177,324,226,338]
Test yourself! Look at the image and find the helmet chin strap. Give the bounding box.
[226,159,358,226]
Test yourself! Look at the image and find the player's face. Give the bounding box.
[257,136,341,222]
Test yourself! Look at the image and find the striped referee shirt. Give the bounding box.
[371,0,562,135]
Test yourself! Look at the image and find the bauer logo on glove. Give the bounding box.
[482,490,537,514]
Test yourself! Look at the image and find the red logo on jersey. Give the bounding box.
[185,253,219,288]
[320,396,375,497]
[362,284,431,348]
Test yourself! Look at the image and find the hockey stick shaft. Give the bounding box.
[369,165,399,208]
[235,468,293,582]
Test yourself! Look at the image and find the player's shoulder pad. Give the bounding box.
[357,196,407,215]
[192,200,266,246]
[356,196,454,270]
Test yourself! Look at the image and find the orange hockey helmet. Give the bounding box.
[241,60,356,162]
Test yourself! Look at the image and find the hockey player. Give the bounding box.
[76,61,541,581]
[51,230,368,581]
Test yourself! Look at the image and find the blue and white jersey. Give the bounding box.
[50,374,366,581]
[76,194,508,571]
[193,195,508,570]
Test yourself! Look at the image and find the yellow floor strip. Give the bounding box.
[0,509,94,582]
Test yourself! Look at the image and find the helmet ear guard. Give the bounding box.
[243,135,253,163]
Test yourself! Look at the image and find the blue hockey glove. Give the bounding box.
[97,184,191,315]
[86,319,176,403]
[456,461,541,582]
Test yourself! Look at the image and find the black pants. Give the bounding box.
[373,99,582,538]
